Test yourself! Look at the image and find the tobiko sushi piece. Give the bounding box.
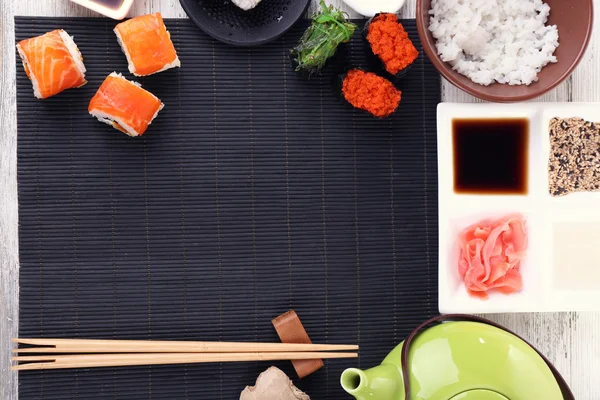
[114,12,180,77]
[340,69,401,118]
[16,29,87,99]
[88,73,164,137]
[364,13,419,78]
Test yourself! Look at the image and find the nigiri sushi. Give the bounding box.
[88,73,164,137]
[114,13,180,77]
[364,13,418,79]
[338,69,401,118]
[16,29,87,99]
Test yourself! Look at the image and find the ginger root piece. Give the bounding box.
[240,367,310,400]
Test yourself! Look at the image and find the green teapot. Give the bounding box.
[341,315,574,400]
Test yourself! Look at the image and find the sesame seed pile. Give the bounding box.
[548,117,600,197]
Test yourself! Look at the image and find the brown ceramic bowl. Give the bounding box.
[416,0,594,102]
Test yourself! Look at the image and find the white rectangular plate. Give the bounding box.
[438,102,600,313]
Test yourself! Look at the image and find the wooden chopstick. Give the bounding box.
[11,352,358,371]
[13,338,358,354]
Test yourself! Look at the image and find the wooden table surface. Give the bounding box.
[1,1,599,399]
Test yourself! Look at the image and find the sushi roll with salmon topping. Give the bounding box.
[340,69,401,118]
[16,30,86,99]
[88,73,164,137]
[114,12,180,77]
[365,13,418,78]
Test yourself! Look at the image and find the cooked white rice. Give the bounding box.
[429,0,559,86]
[231,0,262,11]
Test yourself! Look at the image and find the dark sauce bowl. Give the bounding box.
[179,0,310,46]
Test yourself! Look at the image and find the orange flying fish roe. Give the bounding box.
[367,13,419,75]
[342,70,401,118]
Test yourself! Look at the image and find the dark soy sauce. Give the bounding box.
[93,0,124,9]
[453,118,529,195]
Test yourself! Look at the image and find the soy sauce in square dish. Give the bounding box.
[453,118,529,195]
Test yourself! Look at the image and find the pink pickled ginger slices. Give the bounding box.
[457,214,528,299]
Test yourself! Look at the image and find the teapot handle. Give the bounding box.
[400,314,575,400]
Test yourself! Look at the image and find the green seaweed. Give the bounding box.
[290,0,357,75]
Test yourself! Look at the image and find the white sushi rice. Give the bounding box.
[89,72,164,137]
[428,0,559,86]
[231,0,262,11]
[15,44,43,99]
[58,30,87,81]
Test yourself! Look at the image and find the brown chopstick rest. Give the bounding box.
[272,311,324,378]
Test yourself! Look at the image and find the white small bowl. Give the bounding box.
[70,0,134,20]
[341,0,406,17]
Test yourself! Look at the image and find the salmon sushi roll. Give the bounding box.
[16,30,87,99]
[114,13,180,77]
[88,73,164,137]
[364,13,418,79]
[338,69,401,118]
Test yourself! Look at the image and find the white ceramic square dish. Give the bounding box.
[70,0,134,20]
[438,102,600,313]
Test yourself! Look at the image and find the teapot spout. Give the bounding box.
[340,364,403,400]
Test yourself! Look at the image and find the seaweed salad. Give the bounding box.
[290,0,357,76]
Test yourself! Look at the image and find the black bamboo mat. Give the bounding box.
[15,16,439,400]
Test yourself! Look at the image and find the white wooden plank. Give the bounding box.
[1,0,19,399]
[571,313,600,399]
[559,4,600,387]
[313,1,357,16]
[486,313,575,393]
[572,0,600,102]
[1,1,598,400]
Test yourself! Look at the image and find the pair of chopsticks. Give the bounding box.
[12,338,358,371]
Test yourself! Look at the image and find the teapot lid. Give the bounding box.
[449,390,509,400]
